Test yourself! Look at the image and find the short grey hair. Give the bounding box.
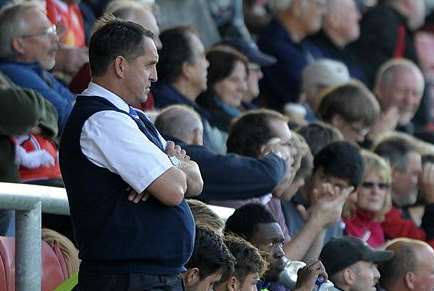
[155,105,203,142]
[0,1,44,59]
[375,58,425,94]
[104,0,154,17]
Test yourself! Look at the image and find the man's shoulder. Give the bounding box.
[0,61,42,80]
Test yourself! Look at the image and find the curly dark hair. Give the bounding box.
[186,226,235,279]
[224,235,268,281]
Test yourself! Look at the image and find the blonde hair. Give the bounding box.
[42,228,80,277]
[187,199,225,234]
[361,150,392,221]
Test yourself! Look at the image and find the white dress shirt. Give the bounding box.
[79,82,172,193]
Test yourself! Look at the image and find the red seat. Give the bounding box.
[0,236,66,291]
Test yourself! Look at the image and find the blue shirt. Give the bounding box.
[0,60,75,131]
[257,18,319,110]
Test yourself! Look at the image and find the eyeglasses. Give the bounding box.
[349,124,370,137]
[248,64,261,73]
[21,25,57,39]
[361,181,390,190]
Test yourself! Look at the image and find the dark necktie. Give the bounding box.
[128,107,164,151]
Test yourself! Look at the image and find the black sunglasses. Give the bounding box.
[361,181,390,190]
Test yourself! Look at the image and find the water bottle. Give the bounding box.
[314,274,336,291]
[278,260,338,291]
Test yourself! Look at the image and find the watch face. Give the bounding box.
[169,156,180,167]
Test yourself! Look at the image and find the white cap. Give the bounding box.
[302,59,351,92]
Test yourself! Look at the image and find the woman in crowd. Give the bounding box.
[197,46,248,132]
[344,150,392,247]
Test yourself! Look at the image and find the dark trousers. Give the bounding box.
[76,273,185,291]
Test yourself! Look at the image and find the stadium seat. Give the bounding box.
[0,236,65,291]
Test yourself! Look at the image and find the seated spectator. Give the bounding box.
[320,236,393,291]
[301,59,351,122]
[257,0,326,109]
[184,226,235,291]
[222,109,309,234]
[317,81,380,143]
[0,72,59,236]
[219,38,276,111]
[351,0,425,87]
[372,59,425,136]
[153,26,228,153]
[225,203,328,291]
[344,150,392,247]
[215,235,267,291]
[296,122,343,156]
[155,105,288,201]
[197,47,248,133]
[374,136,422,210]
[307,0,365,82]
[226,110,354,262]
[282,141,363,259]
[373,135,434,246]
[378,238,434,291]
[187,199,225,234]
[0,1,76,131]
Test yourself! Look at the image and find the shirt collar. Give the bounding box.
[81,82,130,113]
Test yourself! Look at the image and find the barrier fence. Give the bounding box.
[0,182,234,291]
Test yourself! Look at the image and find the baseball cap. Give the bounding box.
[220,38,276,66]
[302,59,350,91]
[320,237,394,276]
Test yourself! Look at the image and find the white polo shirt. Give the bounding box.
[79,82,172,193]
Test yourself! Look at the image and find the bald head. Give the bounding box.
[379,238,434,291]
[323,0,360,47]
[155,105,204,145]
[375,59,424,125]
[106,1,161,49]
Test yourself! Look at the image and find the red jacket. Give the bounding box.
[382,206,434,248]
[345,209,385,248]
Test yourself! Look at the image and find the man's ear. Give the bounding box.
[114,56,128,78]
[184,268,200,287]
[227,276,239,291]
[11,37,25,54]
[404,272,415,289]
[182,62,193,80]
[192,128,203,146]
[343,268,356,286]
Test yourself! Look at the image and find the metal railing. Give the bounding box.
[0,182,69,291]
[0,182,234,291]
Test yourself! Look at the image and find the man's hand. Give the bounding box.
[165,141,203,197]
[294,261,328,291]
[308,184,354,227]
[368,106,399,139]
[127,187,150,203]
[165,141,190,163]
[420,163,434,204]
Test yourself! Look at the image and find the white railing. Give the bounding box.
[0,182,69,291]
[0,182,234,291]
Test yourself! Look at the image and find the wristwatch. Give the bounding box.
[169,156,180,167]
